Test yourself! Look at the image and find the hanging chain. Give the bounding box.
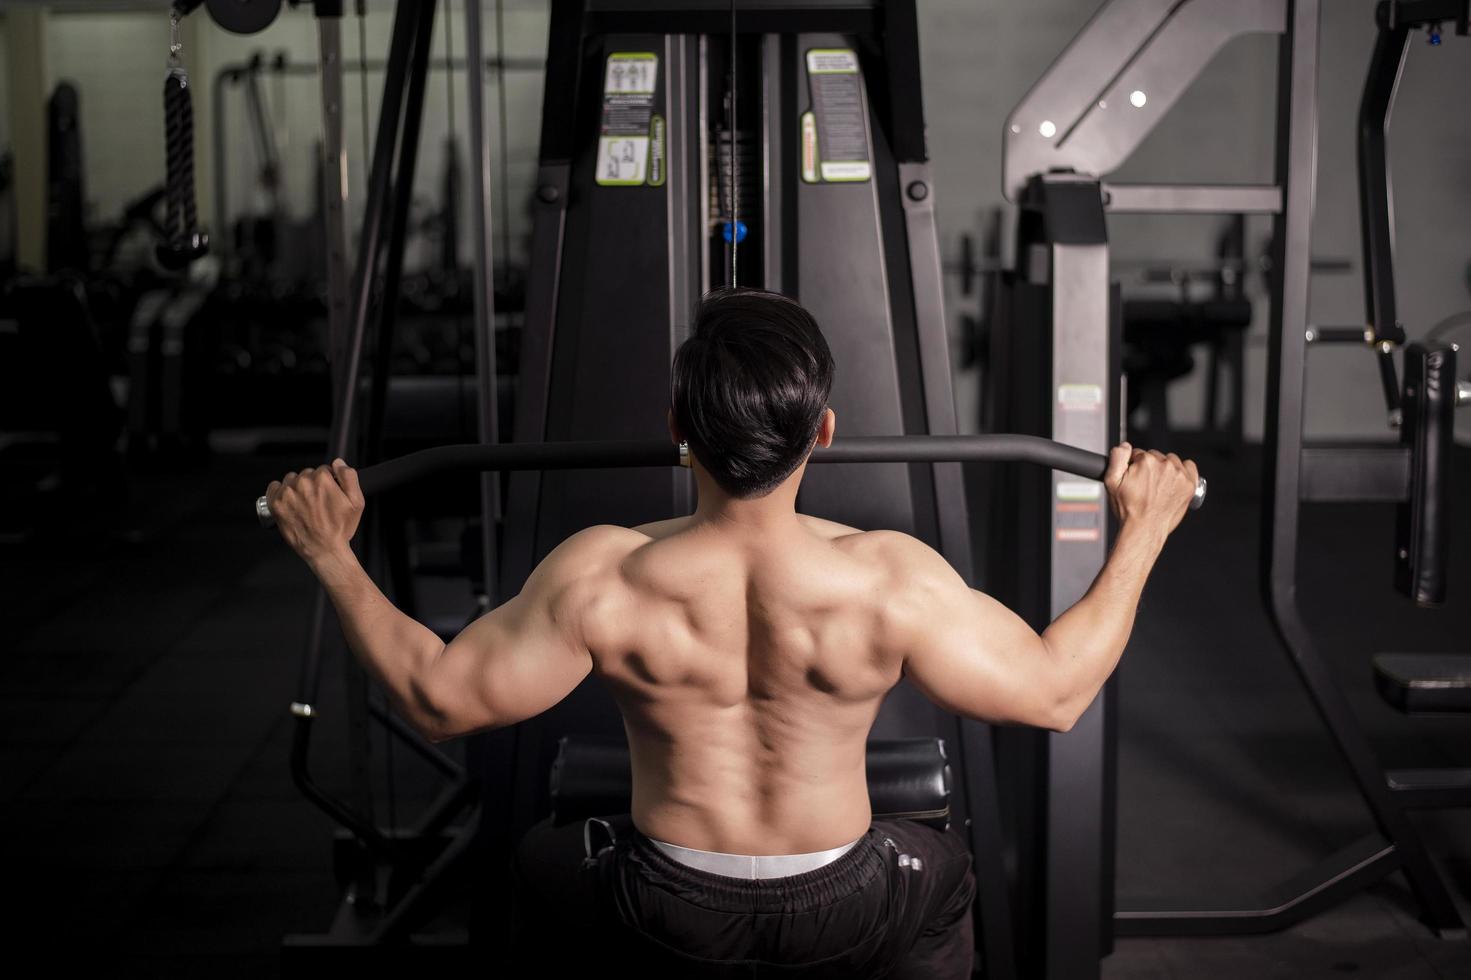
[167,11,187,83]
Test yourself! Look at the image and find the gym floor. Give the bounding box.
[3,435,1470,978]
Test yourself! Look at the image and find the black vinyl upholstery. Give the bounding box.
[1396,343,1456,607]
[549,736,952,830]
[1373,653,1471,713]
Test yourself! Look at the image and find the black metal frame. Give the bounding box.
[996,0,1469,961]
[283,0,490,957]
[984,169,1121,980]
[1118,0,1467,942]
[1247,0,1462,937]
[1357,0,1471,418]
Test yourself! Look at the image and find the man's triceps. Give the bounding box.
[896,559,1064,730]
[424,535,608,738]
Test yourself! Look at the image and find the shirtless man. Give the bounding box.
[264,288,1199,978]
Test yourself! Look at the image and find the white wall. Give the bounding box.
[0,16,12,266]
[0,16,10,153]
[47,13,165,226]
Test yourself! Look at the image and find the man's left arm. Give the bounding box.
[267,460,603,742]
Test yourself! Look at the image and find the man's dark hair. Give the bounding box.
[671,288,835,499]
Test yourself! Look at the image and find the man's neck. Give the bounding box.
[688,469,804,533]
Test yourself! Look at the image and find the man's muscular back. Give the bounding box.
[577,514,910,856]
[543,440,1194,858]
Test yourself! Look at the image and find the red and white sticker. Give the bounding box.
[1056,480,1102,542]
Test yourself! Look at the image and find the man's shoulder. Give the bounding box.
[537,524,652,583]
[832,530,963,615]
[795,514,932,556]
[827,526,939,567]
[627,515,694,541]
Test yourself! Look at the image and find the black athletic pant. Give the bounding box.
[509,813,976,978]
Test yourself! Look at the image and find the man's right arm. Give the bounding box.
[888,444,1197,732]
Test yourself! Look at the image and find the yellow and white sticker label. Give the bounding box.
[804,48,871,183]
[604,52,657,94]
[597,52,658,187]
[820,161,872,182]
[597,137,649,185]
[806,49,858,75]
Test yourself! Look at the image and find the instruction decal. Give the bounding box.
[1058,383,1103,412]
[803,48,871,183]
[1055,479,1102,543]
[597,52,659,187]
[648,114,666,186]
[801,112,819,183]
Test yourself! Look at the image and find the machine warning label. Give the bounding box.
[648,114,666,186]
[804,48,870,183]
[1056,480,1102,543]
[1056,481,1102,501]
[597,52,659,187]
[1057,383,1103,412]
[801,112,819,183]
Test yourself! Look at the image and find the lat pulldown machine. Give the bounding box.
[240,0,1216,973]
[258,0,1033,972]
[478,1,1018,972]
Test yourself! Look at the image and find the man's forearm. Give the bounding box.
[1039,521,1165,724]
[308,546,448,732]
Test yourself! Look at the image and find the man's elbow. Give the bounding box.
[1035,639,1089,732]
[1045,704,1080,733]
[404,676,463,743]
[1041,690,1094,733]
[413,705,507,743]
[413,714,489,744]
[420,719,456,744]
[399,706,452,744]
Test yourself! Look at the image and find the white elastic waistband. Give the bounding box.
[647,836,863,879]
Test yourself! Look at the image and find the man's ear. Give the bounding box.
[667,408,683,445]
[815,407,836,448]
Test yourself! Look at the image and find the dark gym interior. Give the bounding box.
[2,1,1470,977]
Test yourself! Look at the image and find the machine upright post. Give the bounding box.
[364,0,439,463]
[1042,192,1113,980]
[291,0,424,851]
[316,10,352,414]
[498,0,584,607]
[465,0,502,603]
[1357,9,1409,350]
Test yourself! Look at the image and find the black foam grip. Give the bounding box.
[549,736,951,830]
[1395,343,1455,606]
